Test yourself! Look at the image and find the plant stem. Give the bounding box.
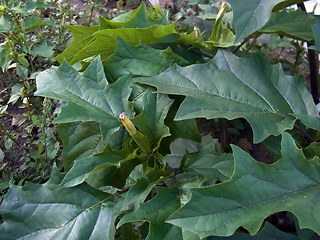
[232,36,252,54]
[246,36,258,52]
[294,123,314,144]
[0,122,30,152]
[298,3,320,105]
[219,118,227,152]
[89,1,96,26]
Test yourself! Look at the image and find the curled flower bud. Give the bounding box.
[119,112,137,135]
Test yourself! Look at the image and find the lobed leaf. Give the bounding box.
[0,166,123,240]
[132,88,174,149]
[138,49,318,143]
[36,56,134,147]
[56,122,104,171]
[99,2,169,29]
[228,0,284,43]
[259,9,315,41]
[167,133,320,238]
[102,38,189,82]
[59,144,138,189]
[208,222,301,240]
[118,187,180,240]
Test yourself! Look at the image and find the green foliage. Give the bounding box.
[1,1,320,239]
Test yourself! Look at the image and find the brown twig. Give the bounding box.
[294,123,314,144]
[246,36,258,52]
[232,35,252,53]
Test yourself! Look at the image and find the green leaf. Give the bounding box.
[164,137,207,169]
[132,88,174,149]
[0,41,11,71]
[123,167,169,210]
[99,2,169,29]
[293,113,320,131]
[55,25,99,64]
[138,50,318,143]
[160,96,201,153]
[118,187,180,240]
[181,139,233,182]
[0,15,13,32]
[102,38,189,82]
[303,142,320,159]
[273,0,305,12]
[228,0,284,43]
[24,17,54,30]
[25,1,53,11]
[208,222,301,240]
[309,16,320,52]
[259,9,315,41]
[0,166,123,240]
[60,145,139,189]
[66,24,178,65]
[56,122,104,171]
[167,133,320,238]
[206,13,236,48]
[31,41,54,58]
[36,56,134,147]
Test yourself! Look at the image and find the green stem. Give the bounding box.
[89,1,96,26]
[0,122,30,152]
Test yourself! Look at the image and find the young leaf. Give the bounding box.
[167,133,320,238]
[55,25,99,64]
[99,2,169,29]
[138,50,318,143]
[61,24,178,66]
[0,166,124,240]
[36,56,134,147]
[228,0,284,43]
[259,9,315,41]
[118,187,180,240]
[132,88,174,149]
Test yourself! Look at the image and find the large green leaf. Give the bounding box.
[138,50,318,142]
[103,38,189,82]
[55,25,99,64]
[259,9,315,41]
[56,122,104,171]
[61,24,178,66]
[228,0,284,43]
[0,166,123,240]
[36,56,134,147]
[99,2,169,29]
[132,88,174,149]
[208,222,301,240]
[167,133,320,238]
[118,187,180,240]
